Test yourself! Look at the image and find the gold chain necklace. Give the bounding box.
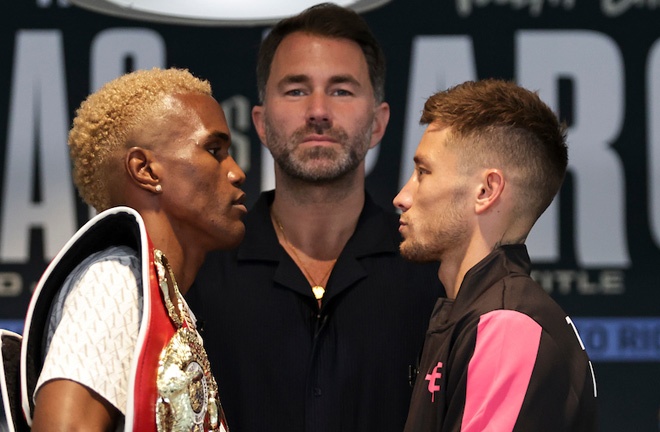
[272,213,336,301]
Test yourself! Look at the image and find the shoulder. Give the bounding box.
[69,245,140,285]
[470,281,589,368]
[77,245,139,269]
[498,274,571,331]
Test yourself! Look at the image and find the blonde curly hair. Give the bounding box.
[68,67,212,211]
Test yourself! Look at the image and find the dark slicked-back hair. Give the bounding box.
[421,79,568,223]
[256,2,386,103]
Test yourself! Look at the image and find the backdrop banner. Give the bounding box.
[1,1,659,429]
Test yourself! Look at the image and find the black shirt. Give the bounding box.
[187,191,444,432]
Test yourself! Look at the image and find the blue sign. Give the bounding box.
[574,317,660,362]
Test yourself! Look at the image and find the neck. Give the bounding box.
[438,233,496,300]
[140,210,205,295]
[158,246,201,296]
[271,174,365,260]
[274,162,365,205]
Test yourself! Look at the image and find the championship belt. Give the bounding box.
[19,206,228,431]
[151,249,229,432]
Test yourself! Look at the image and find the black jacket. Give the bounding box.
[404,245,597,432]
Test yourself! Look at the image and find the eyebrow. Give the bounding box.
[277,74,361,89]
[205,131,231,144]
[328,74,361,87]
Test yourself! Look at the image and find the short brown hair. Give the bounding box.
[256,2,386,103]
[68,68,211,211]
[421,79,568,222]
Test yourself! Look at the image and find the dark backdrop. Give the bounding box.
[1,1,659,430]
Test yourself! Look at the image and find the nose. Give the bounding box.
[227,157,246,186]
[393,175,415,212]
[306,92,331,128]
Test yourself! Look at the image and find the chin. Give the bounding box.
[225,228,246,250]
[399,242,437,263]
[210,225,246,251]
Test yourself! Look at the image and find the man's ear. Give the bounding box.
[475,169,505,214]
[369,102,390,149]
[125,147,161,193]
[252,105,268,147]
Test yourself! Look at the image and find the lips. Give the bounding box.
[233,193,246,205]
[233,193,247,213]
[302,134,337,144]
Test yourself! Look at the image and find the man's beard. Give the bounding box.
[399,194,469,263]
[399,236,444,263]
[264,118,373,183]
[400,243,434,263]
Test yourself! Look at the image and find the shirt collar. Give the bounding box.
[236,190,401,262]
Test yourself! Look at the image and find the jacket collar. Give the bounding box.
[448,244,531,319]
